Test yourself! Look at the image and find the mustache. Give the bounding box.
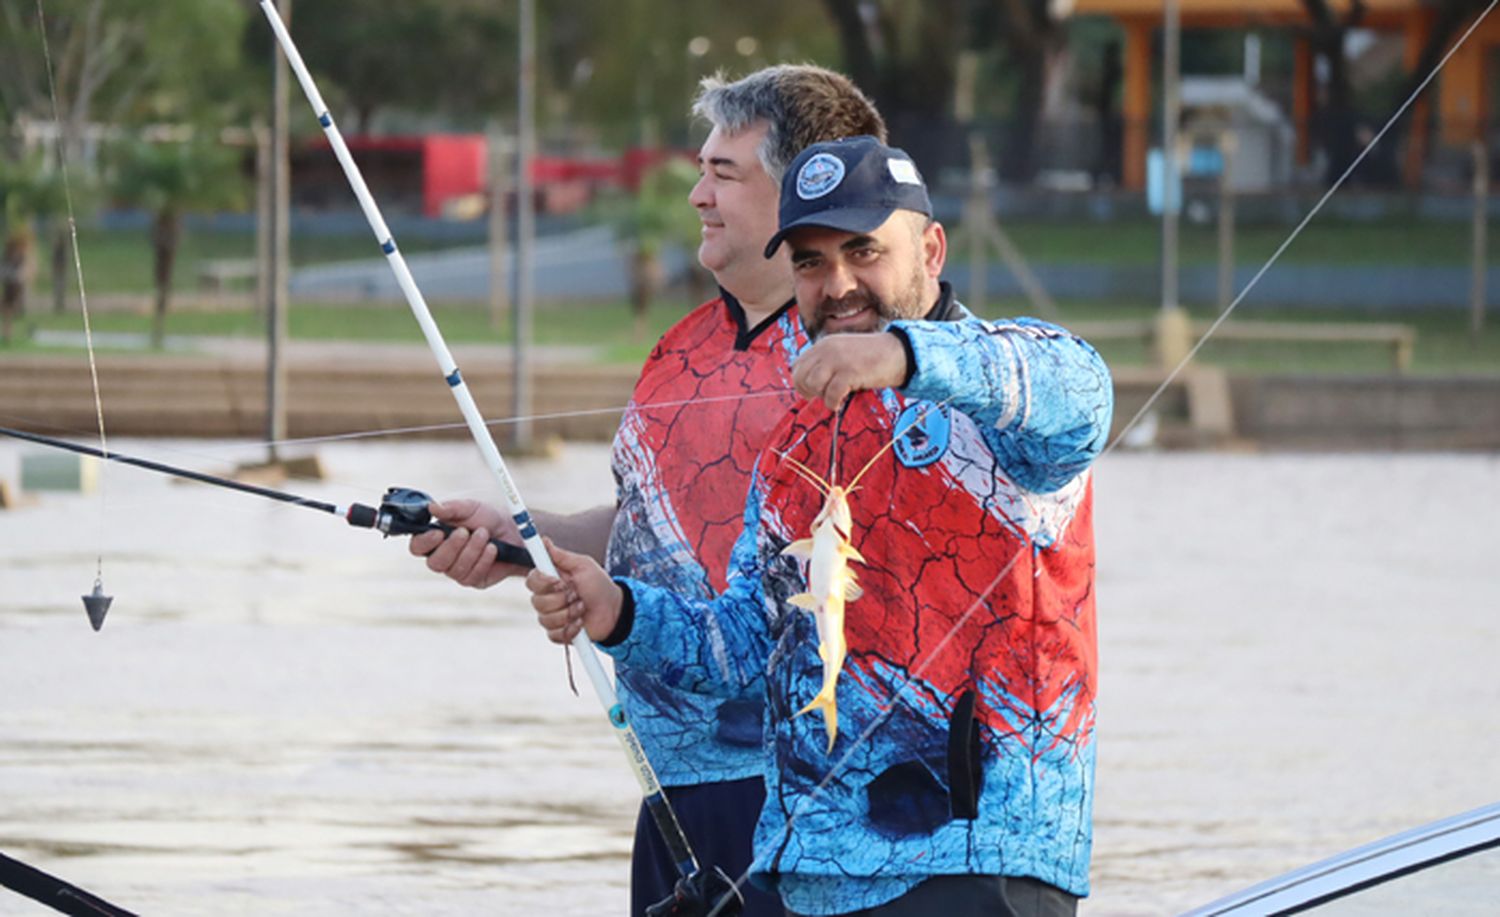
[816,291,881,320]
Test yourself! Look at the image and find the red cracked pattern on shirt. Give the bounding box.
[757,391,1097,749]
[623,300,802,591]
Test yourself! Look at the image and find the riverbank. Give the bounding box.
[3,345,1498,451]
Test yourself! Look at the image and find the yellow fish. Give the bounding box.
[779,404,936,753]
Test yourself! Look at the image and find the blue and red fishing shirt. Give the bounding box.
[605,289,807,787]
[603,297,1113,915]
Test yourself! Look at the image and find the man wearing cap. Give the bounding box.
[528,136,1112,916]
[411,68,885,917]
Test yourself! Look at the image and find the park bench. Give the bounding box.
[197,258,257,293]
[1068,317,1416,372]
[1189,320,1416,372]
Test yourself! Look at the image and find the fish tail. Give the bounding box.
[795,687,839,753]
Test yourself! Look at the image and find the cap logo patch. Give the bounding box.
[796,153,846,200]
[888,158,921,186]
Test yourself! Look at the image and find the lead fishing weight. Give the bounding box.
[82,578,113,632]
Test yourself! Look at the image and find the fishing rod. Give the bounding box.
[0,850,137,917]
[0,424,534,631]
[254,4,739,914]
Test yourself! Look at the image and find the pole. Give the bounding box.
[487,123,511,333]
[1153,0,1193,369]
[1472,138,1489,338]
[967,135,988,315]
[254,118,271,318]
[1161,0,1181,314]
[265,0,292,463]
[1217,132,1237,314]
[513,0,535,451]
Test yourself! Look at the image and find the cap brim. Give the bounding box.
[763,205,897,259]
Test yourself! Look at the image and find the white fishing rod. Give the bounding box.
[255,5,737,913]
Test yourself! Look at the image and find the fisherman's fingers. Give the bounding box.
[408,528,444,558]
[423,526,472,575]
[446,526,495,585]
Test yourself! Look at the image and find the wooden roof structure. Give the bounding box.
[1061,0,1497,189]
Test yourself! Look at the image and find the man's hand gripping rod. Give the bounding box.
[254,5,739,914]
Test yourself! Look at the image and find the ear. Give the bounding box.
[921,220,946,280]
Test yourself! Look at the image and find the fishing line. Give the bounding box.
[708,551,1025,917]
[1102,0,1500,460]
[714,11,1500,906]
[34,0,113,614]
[188,387,800,452]
[254,3,731,906]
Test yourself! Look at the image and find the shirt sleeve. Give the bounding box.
[889,317,1114,493]
[599,469,775,697]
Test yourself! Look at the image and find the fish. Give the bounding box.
[778,400,947,753]
[780,456,866,754]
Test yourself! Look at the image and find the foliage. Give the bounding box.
[545,0,840,147]
[0,0,254,133]
[598,158,702,258]
[252,0,517,133]
[0,151,69,229]
[591,157,702,337]
[106,135,247,347]
[106,137,245,216]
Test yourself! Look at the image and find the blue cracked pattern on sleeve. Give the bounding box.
[893,317,1113,493]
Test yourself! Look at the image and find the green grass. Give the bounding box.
[8,222,1497,374]
[974,300,1500,375]
[8,296,1496,375]
[13,298,690,351]
[31,226,453,296]
[952,217,1500,268]
[24,216,1500,300]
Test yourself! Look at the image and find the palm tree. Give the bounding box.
[108,137,245,349]
[0,153,68,346]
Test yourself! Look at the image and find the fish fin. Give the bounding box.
[782,538,815,560]
[840,542,865,564]
[788,593,818,611]
[843,580,863,601]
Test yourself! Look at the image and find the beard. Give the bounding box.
[808,265,929,339]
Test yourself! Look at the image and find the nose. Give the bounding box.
[688,172,712,210]
[820,259,858,301]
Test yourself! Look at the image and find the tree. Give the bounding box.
[1300,0,1366,182]
[2,0,252,317]
[107,138,245,349]
[599,158,702,341]
[0,152,68,345]
[263,0,518,133]
[818,0,1065,181]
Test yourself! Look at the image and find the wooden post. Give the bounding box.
[1161,0,1181,315]
[512,0,535,451]
[254,119,271,318]
[266,0,292,462]
[1293,38,1314,167]
[487,124,511,333]
[1122,18,1152,193]
[1473,139,1489,338]
[1217,132,1237,314]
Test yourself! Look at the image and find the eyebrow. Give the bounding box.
[839,234,879,251]
[789,234,882,264]
[700,155,745,173]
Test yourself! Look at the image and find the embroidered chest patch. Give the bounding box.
[893,401,951,468]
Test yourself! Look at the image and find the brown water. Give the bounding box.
[1,440,1496,915]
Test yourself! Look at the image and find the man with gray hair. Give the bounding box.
[411,65,884,916]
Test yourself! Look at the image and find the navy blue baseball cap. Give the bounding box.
[763,135,933,258]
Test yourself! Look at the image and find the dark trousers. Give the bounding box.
[785,874,1078,917]
[630,776,781,917]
